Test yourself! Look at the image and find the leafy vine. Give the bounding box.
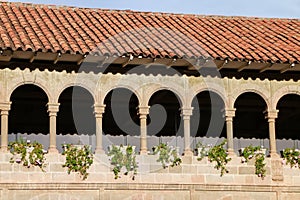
[152,143,182,169]
[282,148,300,168]
[240,145,266,179]
[207,140,231,176]
[8,139,47,171]
[195,142,212,161]
[62,144,93,180]
[108,145,138,180]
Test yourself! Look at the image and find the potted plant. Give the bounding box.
[152,143,182,169]
[8,139,47,171]
[62,144,93,180]
[240,145,266,179]
[107,144,138,180]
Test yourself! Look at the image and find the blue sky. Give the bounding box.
[6,0,300,18]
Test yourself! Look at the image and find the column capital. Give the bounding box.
[93,104,106,115]
[0,102,11,111]
[223,108,236,118]
[47,103,60,113]
[180,107,193,116]
[138,106,150,115]
[264,110,278,119]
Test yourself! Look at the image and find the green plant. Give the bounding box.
[207,140,231,176]
[62,144,93,180]
[152,143,182,168]
[240,145,266,179]
[8,139,46,171]
[108,145,138,180]
[282,148,300,168]
[195,142,212,161]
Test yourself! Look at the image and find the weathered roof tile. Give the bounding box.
[0,2,299,63]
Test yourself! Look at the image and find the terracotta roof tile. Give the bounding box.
[0,2,299,63]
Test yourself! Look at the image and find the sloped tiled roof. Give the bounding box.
[0,2,299,64]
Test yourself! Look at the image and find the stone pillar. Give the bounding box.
[47,103,59,153]
[93,104,106,154]
[224,108,236,156]
[0,102,11,152]
[265,110,279,158]
[181,107,193,156]
[138,106,149,155]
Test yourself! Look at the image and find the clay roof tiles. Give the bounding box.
[0,2,299,63]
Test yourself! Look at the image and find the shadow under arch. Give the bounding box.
[57,86,95,136]
[276,94,300,140]
[103,87,140,136]
[191,90,226,138]
[148,89,182,137]
[234,92,268,139]
[9,84,49,134]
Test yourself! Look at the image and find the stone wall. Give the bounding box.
[0,152,300,199]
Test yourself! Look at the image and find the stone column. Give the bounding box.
[181,107,193,156]
[47,103,59,153]
[224,108,236,156]
[265,110,279,158]
[0,102,11,152]
[138,106,149,155]
[93,104,106,154]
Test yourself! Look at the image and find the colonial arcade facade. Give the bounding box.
[2,67,300,157]
[0,2,299,199]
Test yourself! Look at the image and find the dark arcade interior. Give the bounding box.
[7,85,300,141]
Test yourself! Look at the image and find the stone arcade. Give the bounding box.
[0,2,299,200]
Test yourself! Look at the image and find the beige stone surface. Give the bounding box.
[103,190,190,200]
[7,190,98,200]
[192,191,277,200]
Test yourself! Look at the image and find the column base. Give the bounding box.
[0,147,9,153]
[269,151,280,159]
[183,149,194,156]
[95,148,105,155]
[48,147,59,154]
[227,148,237,157]
[139,149,148,155]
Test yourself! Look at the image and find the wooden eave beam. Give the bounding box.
[237,61,251,72]
[280,63,295,74]
[217,59,228,70]
[259,63,273,73]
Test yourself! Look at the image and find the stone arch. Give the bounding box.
[231,85,270,110]
[8,81,51,103]
[275,92,300,140]
[145,85,185,107]
[55,82,96,104]
[272,85,300,109]
[147,89,183,137]
[233,92,269,139]
[57,85,96,134]
[189,86,227,108]
[9,84,49,135]
[100,84,142,106]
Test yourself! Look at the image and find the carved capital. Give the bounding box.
[47,103,60,113]
[223,108,236,118]
[93,104,106,115]
[0,102,11,112]
[264,110,278,119]
[138,106,150,116]
[180,107,193,116]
